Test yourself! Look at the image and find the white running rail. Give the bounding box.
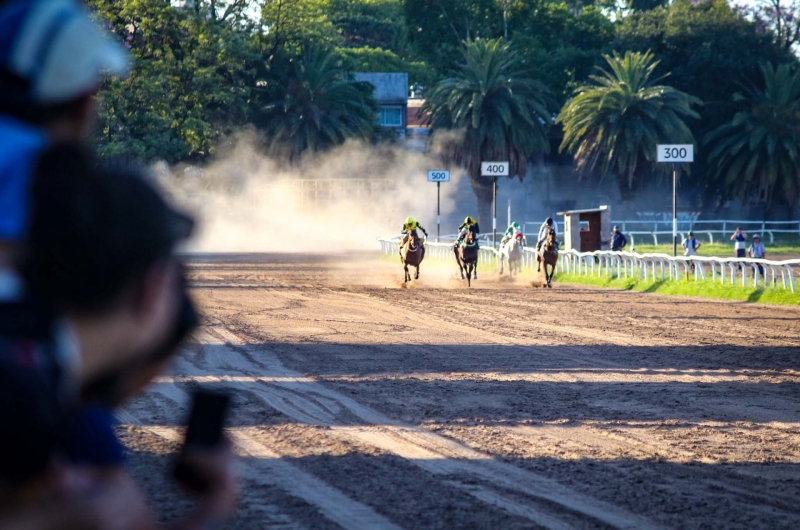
[378,238,800,293]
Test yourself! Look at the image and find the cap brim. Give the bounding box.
[34,12,129,103]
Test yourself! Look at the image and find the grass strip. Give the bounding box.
[380,248,799,305]
[556,273,800,306]
[631,242,800,257]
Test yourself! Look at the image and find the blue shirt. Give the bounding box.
[0,294,125,484]
[0,116,47,241]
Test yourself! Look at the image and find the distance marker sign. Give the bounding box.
[427,170,450,182]
[481,162,509,176]
[657,144,694,163]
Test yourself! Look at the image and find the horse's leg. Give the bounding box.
[474,254,478,280]
[467,264,472,287]
[499,254,504,275]
[404,263,409,283]
[415,262,420,280]
[454,248,465,279]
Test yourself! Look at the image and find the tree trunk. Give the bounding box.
[471,175,493,232]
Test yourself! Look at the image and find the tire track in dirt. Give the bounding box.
[183,325,665,530]
[120,385,403,530]
[505,425,800,516]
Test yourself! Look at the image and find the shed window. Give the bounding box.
[379,108,403,127]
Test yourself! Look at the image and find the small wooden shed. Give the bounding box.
[558,205,611,252]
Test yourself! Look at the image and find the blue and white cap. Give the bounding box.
[0,0,129,105]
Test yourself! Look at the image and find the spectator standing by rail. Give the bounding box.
[730,227,748,259]
[682,230,702,274]
[609,226,628,251]
[682,230,702,256]
[748,234,767,277]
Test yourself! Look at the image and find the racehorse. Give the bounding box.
[399,230,424,283]
[499,232,523,277]
[537,228,558,288]
[455,230,479,287]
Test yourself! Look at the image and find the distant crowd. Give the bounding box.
[0,1,237,529]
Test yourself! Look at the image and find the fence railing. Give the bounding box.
[521,220,800,245]
[378,237,800,293]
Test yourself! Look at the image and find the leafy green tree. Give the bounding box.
[260,0,342,59]
[556,51,701,197]
[89,0,259,162]
[422,38,552,224]
[326,0,408,53]
[404,0,500,74]
[257,47,378,161]
[705,63,800,216]
[337,46,438,87]
[507,1,614,104]
[614,0,796,206]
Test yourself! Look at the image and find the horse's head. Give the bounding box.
[465,230,475,245]
[408,230,420,249]
[544,229,557,251]
[514,232,524,243]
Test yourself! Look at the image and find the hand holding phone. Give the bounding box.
[174,390,231,494]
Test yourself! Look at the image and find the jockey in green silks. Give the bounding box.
[400,217,428,247]
[456,216,480,246]
[501,221,524,247]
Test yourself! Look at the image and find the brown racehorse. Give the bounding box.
[400,230,424,283]
[537,228,558,288]
[455,230,479,287]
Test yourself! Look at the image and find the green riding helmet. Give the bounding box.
[406,216,415,224]
[464,216,476,225]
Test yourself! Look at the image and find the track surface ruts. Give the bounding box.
[119,253,800,529]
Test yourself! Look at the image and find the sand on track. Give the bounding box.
[119,253,800,529]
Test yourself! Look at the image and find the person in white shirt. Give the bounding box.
[748,234,766,277]
[730,227,747,258]
[682,230,701,256]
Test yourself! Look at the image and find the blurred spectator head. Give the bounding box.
[0,0,128,138]
[21,144,196,403]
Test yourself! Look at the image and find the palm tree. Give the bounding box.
[260,47,378,161]
[557,51,701,198]
[705,63,800,215]
[421,38,552,226]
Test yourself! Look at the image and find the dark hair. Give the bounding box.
[736,226,742,231]
[20,144,193,313]
[0,70,88,125]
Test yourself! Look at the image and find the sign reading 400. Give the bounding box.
[657,144,694,163]
[427,170,450,182]
[481,162,509,176]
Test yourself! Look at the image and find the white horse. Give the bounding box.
[498,234,523,276]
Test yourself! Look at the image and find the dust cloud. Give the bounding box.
[157,131,464,253]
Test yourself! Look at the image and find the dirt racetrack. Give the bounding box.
[119,253,800,529]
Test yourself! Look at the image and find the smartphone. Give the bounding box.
[174,390,231,492]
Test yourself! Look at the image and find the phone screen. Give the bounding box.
[174,390,231,492]
[182,390,230,449]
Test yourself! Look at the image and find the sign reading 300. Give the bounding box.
[657,144,694,163]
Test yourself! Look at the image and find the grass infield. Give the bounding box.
[556,273,800,306]
[631,241,800,258]
[380,251,800,305]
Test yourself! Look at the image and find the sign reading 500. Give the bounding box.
[427,170,450,182]
[657,144,694,163]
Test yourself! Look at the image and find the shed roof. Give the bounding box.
[557,205,609,216]
[354,73,408,103]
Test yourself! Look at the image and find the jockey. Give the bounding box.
[501,221,524,247]
[536,217,558,251]
[400,217,428,247]
[456,216,480,246]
